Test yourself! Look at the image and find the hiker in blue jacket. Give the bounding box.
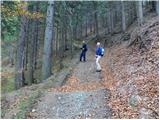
[80,40,88,62]
[95,42,103,72]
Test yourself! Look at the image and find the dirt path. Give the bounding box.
[30,46,112,119]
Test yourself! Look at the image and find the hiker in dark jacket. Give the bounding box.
[80,40,88,62]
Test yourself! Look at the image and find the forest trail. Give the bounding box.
[30,45,112,119]
[1,1,159,119]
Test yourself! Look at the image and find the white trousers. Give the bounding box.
[96,55,101,70]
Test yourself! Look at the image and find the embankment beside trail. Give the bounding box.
[101,15,159,119]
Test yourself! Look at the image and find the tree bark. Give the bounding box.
[8,46,14,67]
[121,1,126,32]
[28,3,39,84]
[85,17,88,37]
[137,1,143,26]
[107,3,112,33]
[34,2,40,69]
[93,2,99,37]
[15,2,28,89]
[64,22,68,50]
[81,22,83,38]
[110,8,114,34]
[90,15,93,33]
[156,1,159,15]
[24,19,30,70]
[95,11,99,37]
[42,1,54,80]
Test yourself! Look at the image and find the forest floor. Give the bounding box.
[1,13,159,119]
[102,13,159,119]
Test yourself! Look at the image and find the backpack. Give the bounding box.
[101,48,104,56]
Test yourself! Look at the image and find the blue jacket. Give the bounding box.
[96,47,102,56]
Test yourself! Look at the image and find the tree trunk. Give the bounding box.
[75,15,78,40]
[34,2,40,69]
[28,2,39,84]
[156,1,159,15]
[107,3,113,34]
[28,23,35,85]
[85,17,88,37]
[90,16,93,33]
[42,1,54,80]
[24,19,30,70]
[8,46,14,67]
[95,11,99,37]
[64,24,68,50]
[91,17,94,33]
[137,1,143,26]
[110,8,114,34]
[121,1,126,32]
[15,2,28,89]
[81,22,83,38]
[70,26,73,59]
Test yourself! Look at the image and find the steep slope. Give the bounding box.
[101,14,159,119]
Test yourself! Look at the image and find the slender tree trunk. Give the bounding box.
[15,2,28,89]
[105,15,108,34]
[57,27,60,58]
[85,18,88,37]
[137,1,143,26]
[8,46,14,67]
[28,2,39,84]
[62,26,65,53]
[110,8,114,34]
[56,26,59,57]
[28,22,35,84]
[70,27,73,59]
[107,6,112,34]
[42,1,54,80]
[64,24,67,50]
[121,1,126,32]
[156,1,159,15]
[95,11,99,37]
[60,15,64,58]
[81,22,83,38]
[75,15,78,40]
[28,30,34,85]
[34,2,40,69]
[69,21,74,59]
[24,20,30,70]
[91,17,94,33]
[90,16,93,33]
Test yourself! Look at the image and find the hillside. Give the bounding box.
[101,14,159,119]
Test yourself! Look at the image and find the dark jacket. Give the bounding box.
[81,43,87,52]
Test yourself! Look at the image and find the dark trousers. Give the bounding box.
[80,51,86,61]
